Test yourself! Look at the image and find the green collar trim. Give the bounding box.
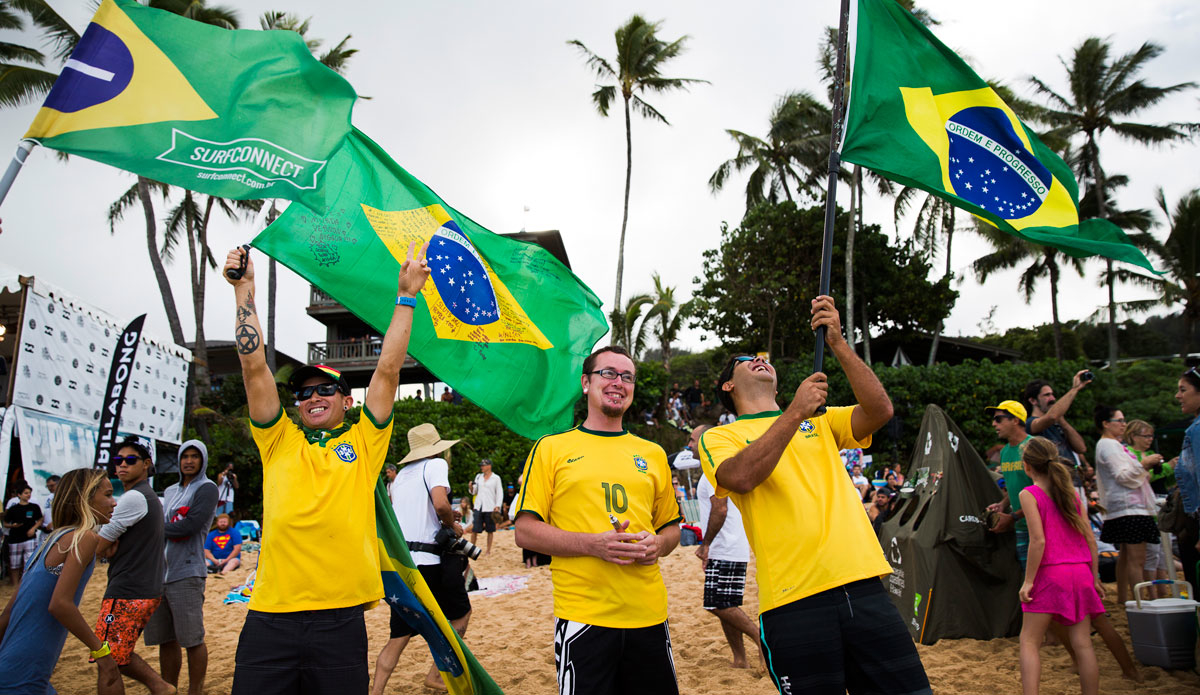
[578,425,627,437]
[736,409,783,421]
[302,422,352,446]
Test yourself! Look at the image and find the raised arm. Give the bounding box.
[811,295,893,441]
[364,241,431,424]
[223,248,280,424]
[1029,370,1088,441]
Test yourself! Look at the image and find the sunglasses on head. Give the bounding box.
[294,382,342,401]
[113,455,142,466]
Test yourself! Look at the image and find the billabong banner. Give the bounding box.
[841,0,1157,272]
[253,128,608,440]
[93,313,145,474]
[23,0,356,211]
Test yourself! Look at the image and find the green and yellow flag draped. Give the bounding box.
[24,0,356,210]
[253,128,608,440]
[373,480,501,694]
[842,0,1157,272]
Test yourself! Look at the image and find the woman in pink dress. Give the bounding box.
[1018,437,1104,695]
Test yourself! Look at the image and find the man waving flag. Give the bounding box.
[841,0,1157,272]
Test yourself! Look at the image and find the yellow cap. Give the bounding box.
[985,400,1027,422]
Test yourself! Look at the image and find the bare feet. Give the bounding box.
[731,659,749,669]
[1122,667,1144,683]
[423,674,448,691]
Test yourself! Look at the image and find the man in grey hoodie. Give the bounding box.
[144,439,219,695]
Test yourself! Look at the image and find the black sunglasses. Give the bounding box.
[294,382,341,401]
[992,415,1013,423]
[112,455,142,466]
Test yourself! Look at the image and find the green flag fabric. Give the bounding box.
[253,128,608,440]
[24,0,356,211]
[842,0,1157,272]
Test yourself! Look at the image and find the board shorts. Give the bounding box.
[94,597,162,666]
[702,559,747,610]
[8,539,36,572]
[472,510,496,533]
[144,576,207,648]
[553,618,678,695]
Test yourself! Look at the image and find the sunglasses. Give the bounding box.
[294,382,342,401]
[735,355,771,366]
[1106,418,1126,423]
[112,455,142,466]
[992,415,1013,423]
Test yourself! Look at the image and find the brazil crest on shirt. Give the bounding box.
[22,0,356,211]
[841,0,1156,272]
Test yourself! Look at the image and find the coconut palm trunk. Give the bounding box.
[614,97,633,311]
[138,176,185,344]
[845,166,859,346]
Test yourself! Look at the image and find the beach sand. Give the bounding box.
[10,534,1199,694]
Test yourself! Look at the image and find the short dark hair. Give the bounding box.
[1093,404,1118,432]
[582,345,633,376]
[715,355,747,415]
[47,475,60,483]
[115,436,152,463]
[16,482,31,494]
[1023,379,1051,409]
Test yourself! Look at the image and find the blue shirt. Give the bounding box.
[204,528,243,560]
[1178,416,1200,516]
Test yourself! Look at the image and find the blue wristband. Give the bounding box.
[396,296,417,308]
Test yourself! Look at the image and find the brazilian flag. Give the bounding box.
[23,0,356,211]
[842,0,1156,272]
[253,128,608,440]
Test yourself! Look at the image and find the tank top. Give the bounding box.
[0,528,96,694]
[1027,484,1091,566]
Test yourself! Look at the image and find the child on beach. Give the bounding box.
[0,469,123,694]
[1018,437,1104,695]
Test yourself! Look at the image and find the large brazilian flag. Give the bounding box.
[23,0,356,211]
[842,0,1156,272]
[253,128,608,441]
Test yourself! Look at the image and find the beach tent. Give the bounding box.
[878,405,1022,644]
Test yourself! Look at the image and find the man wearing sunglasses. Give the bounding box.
[515,345,683,695]
[983,401,1033,560]
[222,242,430,695]
[698,295,929,695]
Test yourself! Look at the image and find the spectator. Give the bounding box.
[684,379,704,418]
[216,462,237,516]
[985,400,1033,566]
[1173,367,1200,591]
[95,437,173,695]
[469,458,503,555]
[457,497,474,531]
[718,410,735,426]
[440,387,453,403]
[849,464,871,498]
[1093,405,1159,605]
[642,407,659,427]
[204,515,243,575]
[0,469,121,694]
[2,483,42,590]
[865,488,893,535]
[384,463,398,497]
[1024,372,1092,494]
[1123,420,1174,495]
[145,439,219,695]
[38,475,60,543]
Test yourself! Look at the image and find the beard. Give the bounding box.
[600,402,626,419]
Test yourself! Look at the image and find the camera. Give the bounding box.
[434,526,482,560]
[1081,371,1094,382]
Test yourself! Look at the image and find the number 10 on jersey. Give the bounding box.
[600,482,628,514]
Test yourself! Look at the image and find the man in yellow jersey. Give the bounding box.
[222,243,429,695]
[515,345,682,695]
[699,296,930,695]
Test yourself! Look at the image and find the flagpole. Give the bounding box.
[813,0,852,381]
[0,140,36,208]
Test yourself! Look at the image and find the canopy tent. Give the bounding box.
[878,405,1022,644]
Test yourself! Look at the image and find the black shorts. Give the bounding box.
[1099,514,1160,545]
[473,511,496,533]
[554,618,678,695]
[760,578,930,695]
[703,560,747,610]
[390,558,471,638]
[232,606,367,695]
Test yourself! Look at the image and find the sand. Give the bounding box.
[7,534,1198,694]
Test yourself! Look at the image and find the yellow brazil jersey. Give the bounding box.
[699,407,891,613]
[249,408,393,612]
[516,426,681,628]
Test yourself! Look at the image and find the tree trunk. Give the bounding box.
[266,202,279,372]
[1049,256,1063,361]
[861,300,872,364]
[138,177,185,345]
[1088,134,1118,367]
[778,165,794,203]
[927,207,955,367]
[1105,259,1118,366]
[612,97,633,312]
[845,166,858,348]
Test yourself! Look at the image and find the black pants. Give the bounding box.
[760,579,930,695]
[232,606,368,695]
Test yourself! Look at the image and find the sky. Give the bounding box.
[0,0,1197,377]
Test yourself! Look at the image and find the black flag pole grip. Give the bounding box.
[225,244,252,280]
[812,0,853,417]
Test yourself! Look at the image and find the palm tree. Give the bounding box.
[568,15,706,312]
[607,293,654,360]
[1029,36,1197,366]
[646,272,689,373]
[972,223,1085,360]
[708,91,829,207]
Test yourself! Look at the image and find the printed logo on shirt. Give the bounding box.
[799,420,815,433]
[212,533,232,550]
[567,456,585,463]
[632,454,648,474]
[333,442,357,463]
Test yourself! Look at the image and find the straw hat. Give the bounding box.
[399,423,459,464]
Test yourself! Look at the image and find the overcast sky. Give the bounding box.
[0,0,1196,373]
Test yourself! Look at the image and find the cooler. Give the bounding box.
[1124,580,1199,670]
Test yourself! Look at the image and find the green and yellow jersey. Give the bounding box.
[249,408,393,612]
[699,407,891,613]
[517,426,680,628]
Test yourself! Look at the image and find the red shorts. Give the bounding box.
[93,597,161,666]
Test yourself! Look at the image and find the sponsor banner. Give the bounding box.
[11,289,189,443]
[94,314,145,472]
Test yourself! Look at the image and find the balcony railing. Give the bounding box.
[309,286,339,308]
[307,341,421,369]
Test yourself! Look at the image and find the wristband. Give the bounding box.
[396,295,417,308]
[90,641,111,660]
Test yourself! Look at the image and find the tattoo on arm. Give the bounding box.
[235,324,261,355]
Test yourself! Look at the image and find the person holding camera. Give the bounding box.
[372,423,473,695]
[216,463,237,516]
[1024,371,1093,495]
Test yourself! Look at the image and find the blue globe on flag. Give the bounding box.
[946,106,1052,221]
[428,221,500,326]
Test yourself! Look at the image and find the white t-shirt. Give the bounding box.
[718,412,735,426]
[696,475,750,562]
[217,476,235,506]
[392,457,450,566]
[472,472,504,513]
[850,473,869,487]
